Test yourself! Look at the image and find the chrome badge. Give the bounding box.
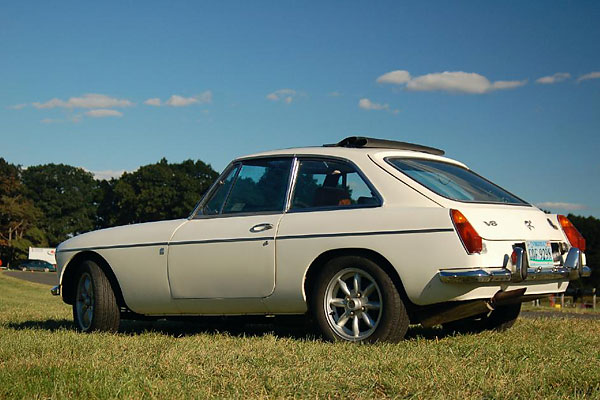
[524,220,535,230]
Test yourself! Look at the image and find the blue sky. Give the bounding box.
[1,1,599,217]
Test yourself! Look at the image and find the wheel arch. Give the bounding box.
[61,251,127,309]
[303,248,416,317]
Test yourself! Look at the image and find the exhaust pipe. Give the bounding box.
[419,288,526,328]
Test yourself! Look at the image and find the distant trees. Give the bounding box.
[21,164,99,246]
[0,157,218,266]
[97,158,218,227]
[0,159,47,267]
[567,214,600,289]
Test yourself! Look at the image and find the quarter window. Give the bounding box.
[291,159,379,210]
[201,165,239,215]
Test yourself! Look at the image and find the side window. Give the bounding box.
[201,165,239,215]
[222,158,292,214]
[291,159,380,210]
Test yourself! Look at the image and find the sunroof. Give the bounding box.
[324,136,445,156]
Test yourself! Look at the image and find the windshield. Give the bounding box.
[386,158,527,205]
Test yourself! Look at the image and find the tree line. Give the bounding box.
[0,157,217,267]
[0,156,597,288]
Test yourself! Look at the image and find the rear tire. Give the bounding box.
[72,260,120,333]
[312,256,409,343]
[444,303,522,334]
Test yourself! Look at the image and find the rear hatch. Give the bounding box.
[457,205,564,242]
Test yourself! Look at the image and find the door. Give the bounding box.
[167,158,293,299]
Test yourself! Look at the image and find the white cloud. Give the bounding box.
[165,91,212,107]
[535,72,571,84]
[41,118,58,124]
[8,103,27,110]
[407,71,525,93]
[88,169,127,180]
[577,71,600,83]
[358,98,389,111]
[376,70,411,84]
[144,98,161,106]
[32,93,133,109]
[377,70,527,94]
[536,202,586,211]
[266,89,297,103]
[490,79,528,90]
[85,109,123,118]
[328,91,342,97]
[165,95,197,107]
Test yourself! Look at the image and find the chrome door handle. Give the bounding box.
[250,223,273,233]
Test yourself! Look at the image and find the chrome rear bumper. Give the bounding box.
[440,247,591,284]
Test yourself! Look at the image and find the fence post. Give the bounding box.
[593,288,596,310]
[561,293,565,308]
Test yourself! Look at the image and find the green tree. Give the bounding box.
[21,164,99,246]
[98,158,218,226]
[568,214,600,289]
[0,158,47,266]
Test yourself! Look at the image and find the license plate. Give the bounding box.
[526,240,553,268]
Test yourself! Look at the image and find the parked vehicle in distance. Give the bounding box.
[17,259,56,272]
[52,137,591,342]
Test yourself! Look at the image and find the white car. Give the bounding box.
[52,137,590,342]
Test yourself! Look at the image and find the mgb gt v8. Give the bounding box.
[52,137,591,342]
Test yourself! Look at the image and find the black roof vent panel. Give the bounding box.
[325,136,445,156]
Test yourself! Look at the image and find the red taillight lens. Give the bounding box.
[451,209,483,254]
[557,215,586,252]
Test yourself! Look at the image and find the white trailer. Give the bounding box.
[28,247,57,265]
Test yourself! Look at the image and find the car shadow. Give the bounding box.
[6,317,456,341]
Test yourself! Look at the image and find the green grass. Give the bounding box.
[0,273,599,399]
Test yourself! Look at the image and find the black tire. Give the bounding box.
[444,302,522,334]
[72,260,120,333]
[311,256,409,343]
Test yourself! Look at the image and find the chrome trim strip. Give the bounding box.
[170,236,273,246]
[57,241,169,253]
[57,228,452,253]
[277,228,453,241]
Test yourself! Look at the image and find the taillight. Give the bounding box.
[557,215,586,252]
[451,209,483,254]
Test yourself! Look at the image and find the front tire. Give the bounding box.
[312,256,409,343]
[73,260,120,333]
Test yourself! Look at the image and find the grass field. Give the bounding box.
[0,273,599,399]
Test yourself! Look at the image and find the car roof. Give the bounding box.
[236,146,468,168]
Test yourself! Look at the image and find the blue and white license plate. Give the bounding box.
[526,241,553,268]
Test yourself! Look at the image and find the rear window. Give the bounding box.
[386,158,527,205]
